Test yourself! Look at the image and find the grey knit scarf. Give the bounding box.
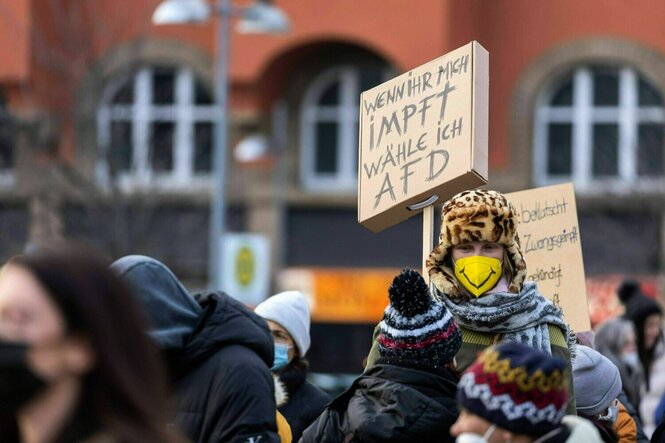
[433,281,572,355]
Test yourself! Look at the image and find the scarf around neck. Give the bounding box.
[433,281,573,355]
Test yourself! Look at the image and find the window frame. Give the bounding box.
[533,66,665,193]
[0,99,14,188]
[300,65,392,193]
[97,66,218,191]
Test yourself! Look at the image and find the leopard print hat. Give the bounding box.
[426,189,527,299]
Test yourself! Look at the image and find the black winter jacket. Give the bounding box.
[112,256,280,443]
[169,291,280,443]
[299,364,459,443]
[276,362,331,442]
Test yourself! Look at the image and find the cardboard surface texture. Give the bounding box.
[507,183,591,332]
[358,41,488,232]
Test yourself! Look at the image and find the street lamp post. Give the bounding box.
[152,0,289,289]
[210,0,231,291]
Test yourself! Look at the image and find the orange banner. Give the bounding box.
[279,268,399,323]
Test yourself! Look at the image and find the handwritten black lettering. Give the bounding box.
[523,226,579,253]
[519,198,569,224]
[375,112,402,147]
[437,117,463,144]
[436,54,470,85]
[417,132,428,151]
[426,149,449,181]
[437,81,456,121]
[400,158,421,195]
[374,173,396,209]
[372,83,458,148]
[527,264,563,288]
[386,82,405,106]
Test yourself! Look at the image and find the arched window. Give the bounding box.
[534,65,665,191]
[300,65,390,192]
[0,93,14,186]
[97,66,215,189]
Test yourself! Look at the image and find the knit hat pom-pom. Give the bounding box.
[388,269,431,317]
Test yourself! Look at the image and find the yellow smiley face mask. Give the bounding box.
[454,256,503,297]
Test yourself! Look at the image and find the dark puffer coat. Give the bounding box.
[300,364,459,443]
[169,291,280,443]
[112,256,279,443]
[276,361,330,442]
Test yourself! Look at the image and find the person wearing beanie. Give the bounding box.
[452,342,603,443]
[572,345,630,443]
[254,291,330,442]
[594,318,644,420]
[301,269,462,443]
[617,279,665,438]
[365,189,577,414]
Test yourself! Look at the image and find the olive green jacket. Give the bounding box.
[366,323,577,415]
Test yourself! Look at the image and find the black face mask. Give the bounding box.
[0,341,48,412]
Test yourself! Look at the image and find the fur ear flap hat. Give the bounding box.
[426,189,528,299]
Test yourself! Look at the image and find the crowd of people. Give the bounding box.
[0,188,663,443]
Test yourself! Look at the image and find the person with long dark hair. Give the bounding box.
[618,280,665,437]
[0,245,183,443]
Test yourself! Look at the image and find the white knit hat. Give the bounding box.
[255,291,311,357]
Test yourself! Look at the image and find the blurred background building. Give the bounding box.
[0,0,664,372]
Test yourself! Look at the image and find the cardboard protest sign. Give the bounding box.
[358,41,489,233]
[507,183,591,332]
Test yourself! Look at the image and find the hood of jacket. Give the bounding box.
[111,255,202,349]
[111,255,274,377]
[178,290,274,372]
[344,364,458,441]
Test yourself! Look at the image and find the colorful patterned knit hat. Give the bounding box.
[457,342,568,436]
[378,269,462,370]
[426,189,528,300]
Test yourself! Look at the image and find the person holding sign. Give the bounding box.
[427,189,576,411]
[365,189,577,414]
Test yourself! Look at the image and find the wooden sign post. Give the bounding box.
[357,41,490,277]
[507,183,591,332]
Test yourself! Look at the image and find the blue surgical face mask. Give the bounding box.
[271,343,292,371]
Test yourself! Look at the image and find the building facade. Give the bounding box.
[1,0,664,371]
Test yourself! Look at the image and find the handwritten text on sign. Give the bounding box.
[358,42,487,233]
[507,183,590,332]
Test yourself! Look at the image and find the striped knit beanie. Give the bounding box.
[457,342,568,436]
[378,269,461,370]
